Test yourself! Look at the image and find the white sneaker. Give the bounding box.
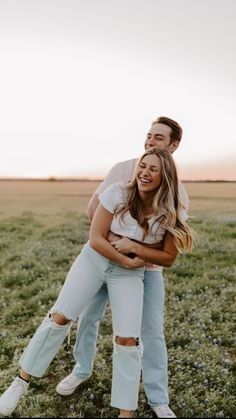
[56,373,91,396]
[0,376,29,416]
[152,404,176,418]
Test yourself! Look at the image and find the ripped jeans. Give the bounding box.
[19,243,145,410]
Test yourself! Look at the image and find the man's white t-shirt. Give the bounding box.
[95,158,189,271]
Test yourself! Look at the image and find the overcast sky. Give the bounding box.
[0,0,235,180]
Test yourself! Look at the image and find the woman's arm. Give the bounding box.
[89,204,145,269]
[111,232,178,268]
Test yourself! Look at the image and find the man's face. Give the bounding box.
[144,123,179,153]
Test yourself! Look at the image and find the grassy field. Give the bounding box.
[0,180,235,418]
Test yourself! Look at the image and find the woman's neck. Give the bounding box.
[139,191,155,216]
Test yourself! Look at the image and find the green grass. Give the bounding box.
[0,212,235,418]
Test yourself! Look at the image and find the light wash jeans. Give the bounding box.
[72,270,168,407]
[19,243,145,410]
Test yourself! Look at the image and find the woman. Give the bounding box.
[0,148,195,418]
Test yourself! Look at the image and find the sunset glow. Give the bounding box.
[0,0,235,180]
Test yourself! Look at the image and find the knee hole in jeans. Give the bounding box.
[115,336,139,346]
[50,312,71,326]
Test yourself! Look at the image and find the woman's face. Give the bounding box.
[136,153,162,193]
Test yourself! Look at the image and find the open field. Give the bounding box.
[0,181,235,417]
[0,180,235,222]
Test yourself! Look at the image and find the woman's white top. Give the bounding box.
[96,157,189,214]
[96,159,189,272]
[99,181,187,249]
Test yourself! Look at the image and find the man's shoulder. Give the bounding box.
[107,157,138,179]
[95,158,137,196]
[112,157,138,169]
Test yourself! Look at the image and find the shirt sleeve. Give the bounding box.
[178,181,189,220]
[99,182,125,214]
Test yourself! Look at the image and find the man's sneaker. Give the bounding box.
[152,404,176,418]
[0,376,29,416]
[56,373,91,396]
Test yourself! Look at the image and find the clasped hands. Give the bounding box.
[111,237,135,255]
[106,232,144,268]
[108,231,164,269]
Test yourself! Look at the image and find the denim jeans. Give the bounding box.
[72,270,168,406]
[19,243,145,410]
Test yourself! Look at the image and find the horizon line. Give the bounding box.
[0,177,235,183]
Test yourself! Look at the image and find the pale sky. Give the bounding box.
[0,0,235,180]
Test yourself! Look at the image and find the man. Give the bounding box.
[56,116,188,418]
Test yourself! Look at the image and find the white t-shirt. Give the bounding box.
[95,158,189,271]
[99,182,167,244]
[96,157,189,213]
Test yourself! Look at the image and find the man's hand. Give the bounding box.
[111,236,164,254]
[124,256,145,269]
[107,232,122,243]
[111,237,135,254]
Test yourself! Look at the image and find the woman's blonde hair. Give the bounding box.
[115,148,196,252]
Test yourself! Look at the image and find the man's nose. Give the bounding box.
[146,137,156,146]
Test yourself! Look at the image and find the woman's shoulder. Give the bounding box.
[99,181,127,203]
[104,181,127,194]
[111,180,127,188]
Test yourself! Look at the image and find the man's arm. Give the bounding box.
[87,193,100,222]
[87,161,121,221]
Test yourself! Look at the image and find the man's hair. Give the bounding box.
[152,116,183,143]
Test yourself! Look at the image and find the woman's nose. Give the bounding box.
[141,167,150,176]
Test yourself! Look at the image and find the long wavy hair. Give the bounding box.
[115,148,196,252]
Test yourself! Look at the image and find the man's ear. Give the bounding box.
[169,141,180,153]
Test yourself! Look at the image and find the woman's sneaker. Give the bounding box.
[152,404,176,418]
[56,373,91,396]
[0,377,29,416]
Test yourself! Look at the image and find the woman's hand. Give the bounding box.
[123,256,146,269]
[111,237,135,254]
